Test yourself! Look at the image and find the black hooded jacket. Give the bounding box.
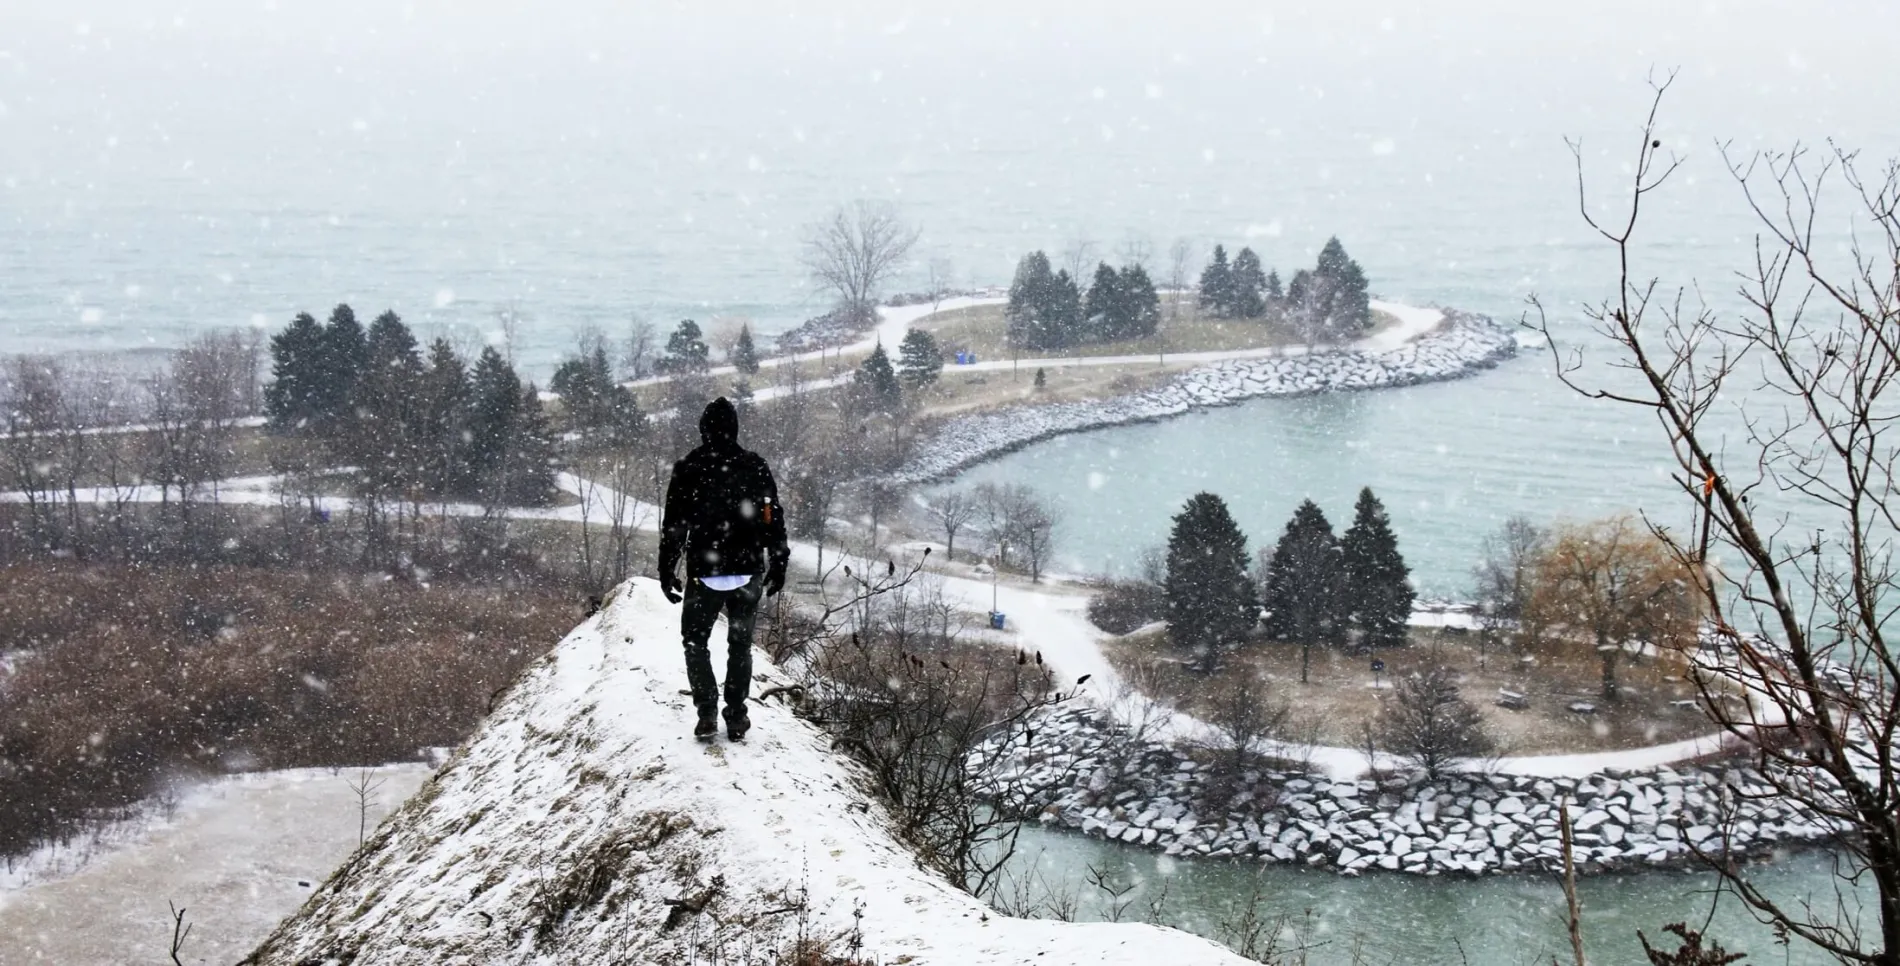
[659,398,790,582]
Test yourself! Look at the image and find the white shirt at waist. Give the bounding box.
[699,574,755,591]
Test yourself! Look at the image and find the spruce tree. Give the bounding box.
[1117,264,1161,338]
[315,304,369,435]
[1231,248,1269,319]
[1264,269,1285,313]
[1006,251,1058,350]
[417,339,471,494]
[855,341,902,410]
[1198,244,1234,317]
[657,319,710,374]
[265,311,326,432]
[732,324,761,375]
[896,327,944,388]
[1084,262,1124,342]
[1046,269,1083,349]
[350,311,425,493]
[1261,499,1347,683]
[466,347,523,498]
[1314,237,1372,336]
[508,385,559,505]
[1341,487,1414,648]
[1164,492,1259,672]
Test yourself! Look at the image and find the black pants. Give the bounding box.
[680,575,763,719]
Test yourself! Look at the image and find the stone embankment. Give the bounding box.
[983,706,1836,878]
[895,309,1518,484]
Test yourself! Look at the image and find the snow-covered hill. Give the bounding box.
[242,578,1252,965]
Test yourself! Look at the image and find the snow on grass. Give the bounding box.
[0,764,429,966]
[242,578,1255,965]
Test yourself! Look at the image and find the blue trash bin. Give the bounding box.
[956,351,967,365]
[989,611,1006,630]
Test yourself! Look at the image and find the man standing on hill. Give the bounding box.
[659,397,790,740]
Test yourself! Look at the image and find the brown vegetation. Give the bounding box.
[0,562,574,857]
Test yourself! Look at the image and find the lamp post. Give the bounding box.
[990,543,1008,625]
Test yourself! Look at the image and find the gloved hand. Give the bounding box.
[765,558,787,598]
[660,572,683,605]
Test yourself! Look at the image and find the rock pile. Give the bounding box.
[895,310,1519,484]
[980,706,1836,877]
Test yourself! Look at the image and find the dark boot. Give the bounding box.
[723,704,750,741]
[694,710,719,740]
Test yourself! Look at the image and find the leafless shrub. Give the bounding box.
[1531,73,1900,961]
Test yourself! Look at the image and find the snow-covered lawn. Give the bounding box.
[0,764,429,966]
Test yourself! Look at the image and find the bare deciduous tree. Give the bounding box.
[1473,515,1548,651]
[801,201,920,326]
[928,489,978,563]
[926,256,955,312]
[623,315,658,381]
[1530,75,1900,963]
[1192,671,1291,802]
[1167,238,1196,321]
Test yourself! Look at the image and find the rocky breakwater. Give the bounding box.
[980,707,1839,878]
[895,309,1518,484]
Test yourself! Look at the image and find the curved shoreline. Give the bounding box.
[893,307,1520,485]
[986,706,1838,880]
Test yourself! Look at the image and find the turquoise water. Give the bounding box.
[6,3,1897,959]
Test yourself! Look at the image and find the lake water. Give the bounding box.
[5,2,1896,958]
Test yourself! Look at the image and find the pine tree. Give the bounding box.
[1084,262,1124,342]
[1198,244,1234,317]
[1231,248,1269,319]
[732,324,761,376]
[1261,499,1347,683]
[466,347,523,499]
[1342,487,1415,648]
[314,304,369,435]
[264,311,326,432]
[1047,269,1083,348]
[350,311,425,494]
[508,385,559,505]
[1033,367,1046,390]
[1117,264,1161,338]
[1264,269,1285,313]
[855,341,902,410]
[1164,493,1260,672]
[1006,251,1058,350]
[896,327,944,389]
[657,319,710,374]
[1314,237,1372,336]
[417,339,471,494]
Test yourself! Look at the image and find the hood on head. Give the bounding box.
[699,397,739,446]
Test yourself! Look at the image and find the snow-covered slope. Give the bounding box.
[242,578,1251,966]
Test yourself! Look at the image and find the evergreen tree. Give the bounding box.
[1264,269,1285,312]
[466,347,523,498]
[264,311,326,432]
[1261,499,1347,683]
[1231,247,1269,319]
[1117,263,1161,338]
[1314,237,1372,336]
[1198,244,1234,317]
[551,345,642,450]
[731,324,761,376]
[1164,492,1260,672]
[416,338,471,494]
[1047,269,1083,348]
[349,311,425,493]
[1341,487,1414,648]
[896,327,944,389]
[854,341,902,411]
[656,319,710,374]
[1033,367,1046,390]
[1083,262,1124,342]
[314,304,369,434]
[1006,251,1058,350]
[508,385,559,505]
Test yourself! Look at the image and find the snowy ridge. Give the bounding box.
[894,308,1517,484]
[241,579,1253,966]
